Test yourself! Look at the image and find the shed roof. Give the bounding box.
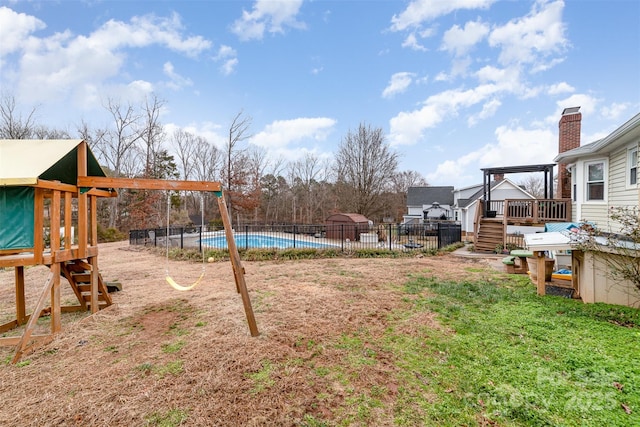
[326,213,370,223]
[0,139,106,186]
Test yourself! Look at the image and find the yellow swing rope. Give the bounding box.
[165,193,206,291]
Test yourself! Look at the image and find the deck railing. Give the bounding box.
[484,199,571,223]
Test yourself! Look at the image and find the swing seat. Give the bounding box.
[165,271,206,292]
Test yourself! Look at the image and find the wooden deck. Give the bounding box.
[474,199,572,252]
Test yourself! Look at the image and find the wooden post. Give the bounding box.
[77,141,88,258]
[15,266,25,325]
[90,256,99,314]
[216,193,259,337]
[50,190,61,332]
[90,195,98,246]
[33,188,44,265]
[64,192,72,249]
[536,250,546,296]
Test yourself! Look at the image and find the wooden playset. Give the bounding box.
[0,139,258,363]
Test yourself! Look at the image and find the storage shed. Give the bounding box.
[325,213,371,241]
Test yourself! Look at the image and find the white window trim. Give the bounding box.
[584,159,607,204]
[626,144,638,190]
[569,165,576,202]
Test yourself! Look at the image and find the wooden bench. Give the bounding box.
[510,250,533,274]
[502,256,516,274]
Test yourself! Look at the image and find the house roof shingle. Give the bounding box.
[407,186,454,206]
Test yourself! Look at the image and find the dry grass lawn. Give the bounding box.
[0,241,499,426]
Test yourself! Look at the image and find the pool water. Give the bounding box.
[200,234,336,250]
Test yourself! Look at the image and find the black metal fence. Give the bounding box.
[129,222,462,252]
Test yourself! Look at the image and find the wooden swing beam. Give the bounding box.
[77,175,259,338]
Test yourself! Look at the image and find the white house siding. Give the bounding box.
[407,206,423,217]
[579,204,609,228]
[608,147,636,205]
[455,185,482,201]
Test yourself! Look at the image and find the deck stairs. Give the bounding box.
[61,260,113,311]
[475,218,505,253]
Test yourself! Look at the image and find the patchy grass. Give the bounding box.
[144,408,188,427]
[394,274,640,426]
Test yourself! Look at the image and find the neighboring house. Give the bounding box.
[453,176,536,235]
[554,110,640,233]
[403,186,454,224]
[548,109,640,307]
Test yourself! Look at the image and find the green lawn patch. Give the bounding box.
[395,275,640,426]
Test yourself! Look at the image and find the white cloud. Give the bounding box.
[95,13,211,57]
[547,82,574,95]
[3,10,211,106]
[250,117,336,150]
[0,6,45,55]
[214,45,238,75]
[426,125,556,186]
[402,33,426,51]
[389,83,505,146]
[600,102,631,121]
[163,62,193,90]
[382,72,416,99]
[390,0,495,31]
[541,93,599,126]
[488,0,568,68]
[467,98,501,126]
[441,20,489,56]
[231,0,305,41]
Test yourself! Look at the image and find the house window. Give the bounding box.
[586,161,605,201]
[629,147,638,186]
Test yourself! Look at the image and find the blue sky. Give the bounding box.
[1,0,639,188]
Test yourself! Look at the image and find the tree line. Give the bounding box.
[0,93,428,231]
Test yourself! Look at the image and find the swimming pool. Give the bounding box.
[200,233,338,250]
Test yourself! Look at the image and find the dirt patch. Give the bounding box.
[0,241,503,426]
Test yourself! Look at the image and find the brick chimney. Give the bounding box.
[558,107,581,199]
[493,173,504,182]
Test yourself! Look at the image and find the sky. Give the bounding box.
[1,0,639,188]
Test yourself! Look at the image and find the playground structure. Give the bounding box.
[0,139,258,363]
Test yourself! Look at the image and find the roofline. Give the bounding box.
[555,112,640,163]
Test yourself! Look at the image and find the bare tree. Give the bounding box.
[289,152,329,223]
[173,129,198,181]
[519,174,546,199]
[0,93,38,139]
[333,123,399,219]
[96,98,145,228]
[222,110,253,224]
[140,94,166,178]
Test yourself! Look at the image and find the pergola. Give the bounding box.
[481,164,556,209]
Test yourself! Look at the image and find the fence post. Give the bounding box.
[340,224,344,252]
[199,225,202,253]
[180,227,184,249]
[388,223,392,251]
[293,224,297,248]
[245,225,249,250]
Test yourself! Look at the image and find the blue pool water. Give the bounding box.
[200,234,337,249]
